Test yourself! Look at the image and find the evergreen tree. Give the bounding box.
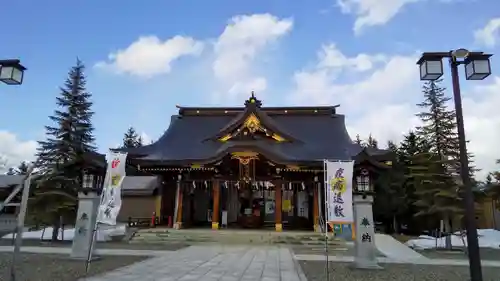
[5,161,30,175]
[33,59,96,241]
[6,167,17,175]
[122,127,142,148]
[414,79,464,248]
[17,161,29,175]
[354,134,363,145]
[373,140,406,233]
[397,131,430,234]
[366,134,378,148]
[487,159,500,202]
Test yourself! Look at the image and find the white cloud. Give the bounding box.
[474,17,500,48]
[290,44,500,179]
[336,0,421,35]
[0,131,37,172]
[95,35,204,78]
[212,14,293,102]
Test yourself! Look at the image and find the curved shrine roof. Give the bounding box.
[120,94,389,166]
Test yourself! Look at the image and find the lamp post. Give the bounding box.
[0,59,26,85]
[417,49,493,281]
[1,58,27,281]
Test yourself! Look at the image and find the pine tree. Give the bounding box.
[373,140,406,233]
[354,134,363,145]
[414,79,464,248]
[122,127,142,148]
[33,59,96,241]
[397,131,430,234]
[366,134,378,148]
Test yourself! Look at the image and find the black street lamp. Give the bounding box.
[0,59,26,85]
[417,49,493,281]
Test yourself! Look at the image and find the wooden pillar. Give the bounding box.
[212,180,220,230]
[313,182,320,232]
[275,181,283,232]
[155,194,162,224]
[174,182,183,229]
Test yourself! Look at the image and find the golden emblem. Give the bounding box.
[329,169,347,194]
[111,175,121,187]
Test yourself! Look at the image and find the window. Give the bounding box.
[82,173,94,189]
[356,169,370,192]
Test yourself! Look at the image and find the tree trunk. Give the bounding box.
[444,214,452,250]
[51,215,61,242]
[393,215,398,233]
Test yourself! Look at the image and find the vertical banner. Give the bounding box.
[325,160,354,224]
[97,151,128,225]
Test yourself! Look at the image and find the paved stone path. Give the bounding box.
[82,245,307,281]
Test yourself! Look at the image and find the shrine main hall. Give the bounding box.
[89,93,391,232]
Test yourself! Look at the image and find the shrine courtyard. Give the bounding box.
[2,237,500,280]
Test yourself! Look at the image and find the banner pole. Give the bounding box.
[85,162,109,274]
[323,160,329,280]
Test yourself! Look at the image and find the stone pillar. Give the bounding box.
[313,183,320,232]
[275,181,283,232]
[174,180,183,229]
[352,193,381,269]
[70,191,100,260]
[212,180,220,230]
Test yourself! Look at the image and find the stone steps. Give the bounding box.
[130,228,347,246]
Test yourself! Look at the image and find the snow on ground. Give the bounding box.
[406,229,500,250]
[1,224,127,242]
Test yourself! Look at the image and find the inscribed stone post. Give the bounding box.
[352,193,381,269]
[70,191,100,259]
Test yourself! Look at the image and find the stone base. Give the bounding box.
[350,259,383,270]
[173,222,183,229]
[275,223,283,232]
[211,222,219,230]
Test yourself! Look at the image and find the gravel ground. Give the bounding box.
[0,239,188,251]
[417,248,500,261]
[0,252,149,281]
[292,245,386,257]
[299,260,500,281]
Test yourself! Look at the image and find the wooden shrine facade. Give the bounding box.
[97,93,392,232]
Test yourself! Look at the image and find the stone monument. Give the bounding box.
[352,192,381,269]
[70,191,100,260]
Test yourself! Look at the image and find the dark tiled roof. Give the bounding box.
[122,111,380,165]
[0,175,25,189]
[113,94,390,166]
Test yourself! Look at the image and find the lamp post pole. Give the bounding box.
[418,49,493,281]
[1,58,28,281]
[449,57,483,281]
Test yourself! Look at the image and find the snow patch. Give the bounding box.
[405,229,500,250]
[1,224,127,242]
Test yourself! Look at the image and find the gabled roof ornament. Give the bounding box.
[244,91,262,108]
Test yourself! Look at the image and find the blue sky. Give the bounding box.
[1,0,500,177]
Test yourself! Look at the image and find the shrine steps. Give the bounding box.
[129,228,347,246]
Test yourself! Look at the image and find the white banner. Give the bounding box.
[325,160,354,223]
[96,151,128,225]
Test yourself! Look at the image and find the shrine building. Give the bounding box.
[88,93,392,232]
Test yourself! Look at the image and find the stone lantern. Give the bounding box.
[352,168,381,269]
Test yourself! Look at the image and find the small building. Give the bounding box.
[95,93,393,232]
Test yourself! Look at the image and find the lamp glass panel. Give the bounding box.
[11,67,23,84]
[420,63,426,79]
[426,60,443,76]
[0,66,13,80]
[465,61,474,79]
[473,59,490,75]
